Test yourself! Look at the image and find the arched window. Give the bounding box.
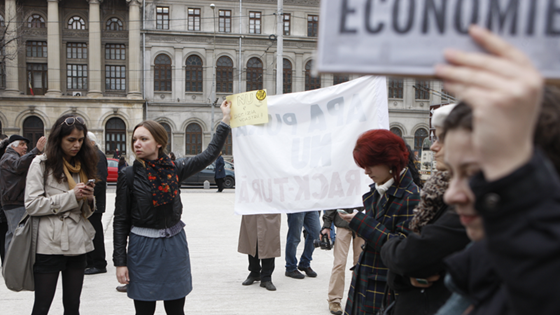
[216,56,233,93]
[68,16,86,30]
[333,74,349,85]
[106,17,123,31]
[185,55,203,92]
[23,116,44,148]
[246,57,263,91]
[185,123,202,155]
[414,128,428,151]
[27,14,45,28]
[283,59,292,94]
[390,127,403,138]
[305,60,321,91]
[160,122,172,153]
[105,118,126,155]
[154,54,172,91]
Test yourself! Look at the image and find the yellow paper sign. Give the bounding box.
[226,89,269,128]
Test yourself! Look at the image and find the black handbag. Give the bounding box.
[2,213,39,291]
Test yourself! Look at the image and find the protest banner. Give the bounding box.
[317,0,560,80]
[233,76,388,215]
[227,89,269,128]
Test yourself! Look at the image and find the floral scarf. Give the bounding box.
[408,171,450,234]
[144,154,178,207]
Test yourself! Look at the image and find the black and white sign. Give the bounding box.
[317,0,560,79]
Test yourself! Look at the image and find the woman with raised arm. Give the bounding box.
[113,100,231,315]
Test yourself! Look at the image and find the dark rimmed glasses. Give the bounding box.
[60,117,85,126]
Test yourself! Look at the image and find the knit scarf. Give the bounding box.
[63,159,88,202]
[408,171,450,234]
[144,154,178,207]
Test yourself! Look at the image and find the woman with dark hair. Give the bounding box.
[118,156,128,173]
[25,114,98,315]
[113,101,231,315]
[339,129,420,314]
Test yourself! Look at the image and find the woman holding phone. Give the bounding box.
[25,114,98,315]
[113,101,231,315]
[339,129,420,314]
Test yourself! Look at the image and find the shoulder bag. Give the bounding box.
[2,213,39,291]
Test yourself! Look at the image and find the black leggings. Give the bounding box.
[134,298,186,315]
[31,268,84,315]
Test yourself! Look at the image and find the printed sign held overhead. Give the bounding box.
[227,90,269,128]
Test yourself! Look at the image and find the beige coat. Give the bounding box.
[237,214,281,259]
[25,155,95,255]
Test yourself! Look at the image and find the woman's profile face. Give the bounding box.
[443,129,485,241]
[61,128,85,160]
[133,126,161,161]
[364,164,392,185]
[430,126,447,171]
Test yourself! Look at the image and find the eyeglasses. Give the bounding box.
[60,117,85,126]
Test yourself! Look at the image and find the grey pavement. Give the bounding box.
[0,187,356,314]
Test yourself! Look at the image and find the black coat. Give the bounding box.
[93,148,108,213]
[381,207,471,315]
[470,149,560,315]
[113,123,230,266]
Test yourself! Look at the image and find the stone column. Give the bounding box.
[88,0,103,97]
[127,0,142,99]
[294,53,303,92]
[173,47,183,102]
[4,0,19,95]
[46,0,61,97]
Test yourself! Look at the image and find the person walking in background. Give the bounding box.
[113,148,120,159]
[321,208,365,315]
[214,151,225,192]
[84,132,108,275]
[118,156,128,173]
[113,100,231,315]
[25,114,98,315]
[238,214,281,291]
[0,134,46,253]
[339,129,420,314]
[0,134,9,265]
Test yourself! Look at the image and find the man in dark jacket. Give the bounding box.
[0,134,45,252]
[0,134,9,265]
[85,132,108,275]
[214,152,225,192]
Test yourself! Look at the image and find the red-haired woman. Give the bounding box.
[339,129,420,315]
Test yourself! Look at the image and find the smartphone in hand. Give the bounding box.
[87,179,95,187]
[336,209,350,214]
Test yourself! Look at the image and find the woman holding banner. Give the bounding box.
[112,101,231,315]
[339,129,420,314]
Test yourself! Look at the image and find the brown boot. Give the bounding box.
[329,302,343,315]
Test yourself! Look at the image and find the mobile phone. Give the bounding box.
[87,179,95,186]
[337,209,350,214]
[415,278,430,285]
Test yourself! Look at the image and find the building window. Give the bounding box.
[105,65,126,91]
[68,16,86,30]
[219,10,231,33]
[333,74,349,85]
[246,57,263,91]
[305,60,321,91]
[390,127,403,138]
[26,41,47,58]
[106,17,123,31]
[23,116,44,148]
[156,7,170,30]
[67,43,87,59]
[185,123,202,155]
[67,64,88,90]
[308,15,319,37]
[188,8,201,31]
[414,128,429,151]
[105,44,126,60]
[389,78,404,98]
[283,13,291,35]
[28,14,45,28]
[27,63,48,95]
[216,56,233,93]
[161,123,172,153]
[185,55,203,92]
[283,59,292,94]
[154,54,172,91]
[249,11,261,34]
[105,118,126,155]
[415,79,430,100]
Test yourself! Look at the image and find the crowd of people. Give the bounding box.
[1,26,559,315]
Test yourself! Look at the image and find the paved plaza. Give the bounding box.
[0,188,356,314]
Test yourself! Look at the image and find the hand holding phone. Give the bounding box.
[337,209,350,214]
[87,179,95,187]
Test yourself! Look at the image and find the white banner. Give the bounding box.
[317,0,560,79]
[233,76,389,215]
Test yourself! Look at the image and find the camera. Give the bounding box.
[313,233,332,250]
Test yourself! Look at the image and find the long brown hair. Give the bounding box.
[45,114,98,182]
[131,120,168,159]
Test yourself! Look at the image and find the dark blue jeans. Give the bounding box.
[285,211,321,272]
